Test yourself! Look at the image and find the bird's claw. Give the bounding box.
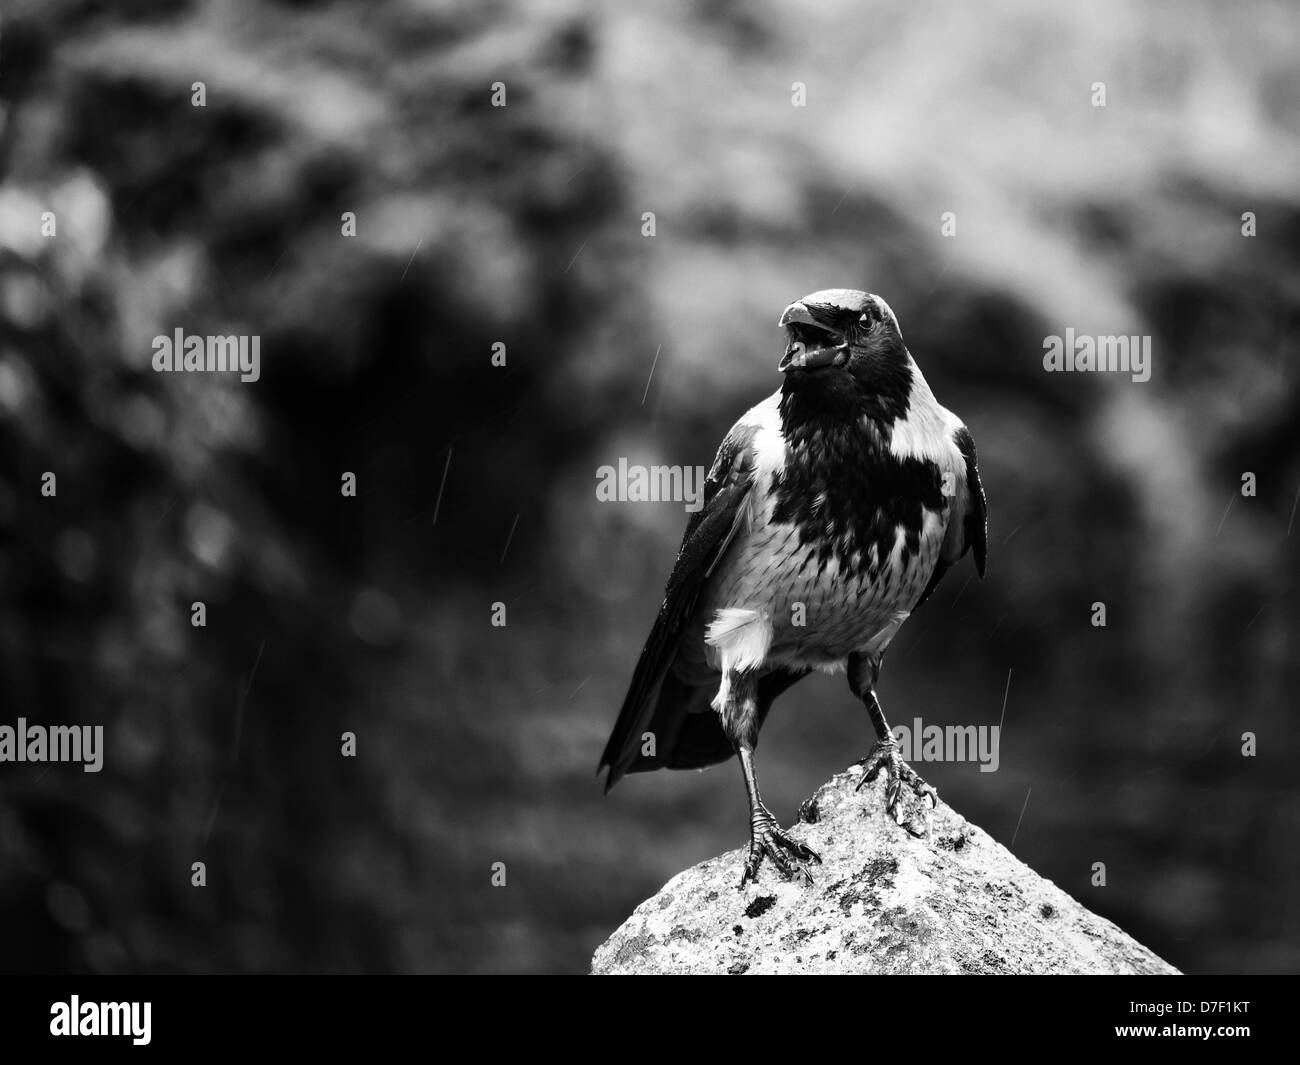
[739,814,821,889]
[856,739,938,833]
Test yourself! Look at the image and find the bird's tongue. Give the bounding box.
[779,340,842,373]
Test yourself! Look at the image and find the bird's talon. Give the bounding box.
[739,814,819,887]
[857,738,939,829]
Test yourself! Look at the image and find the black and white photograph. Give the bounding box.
[0,0,1294,1038]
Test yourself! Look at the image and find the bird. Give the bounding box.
[599,288,988,887]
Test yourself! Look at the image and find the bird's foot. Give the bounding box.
[856,738,938,835]
[739,809,820,889]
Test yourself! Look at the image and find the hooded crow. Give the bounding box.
[600,289,987,886]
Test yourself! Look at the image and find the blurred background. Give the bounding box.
[1,0,1297,974]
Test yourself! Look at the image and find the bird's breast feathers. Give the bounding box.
[700,370,969,683]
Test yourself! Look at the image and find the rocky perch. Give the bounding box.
[592,767,1179,975]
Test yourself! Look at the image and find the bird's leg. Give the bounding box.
[736,747,819,887]
[847,652,937,831]
[722,669,819,888]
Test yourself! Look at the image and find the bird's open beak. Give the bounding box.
[778,301,848,373]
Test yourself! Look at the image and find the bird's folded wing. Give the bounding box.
[915,424,988,608]
[950,425,988,576]
[598,420,758,788]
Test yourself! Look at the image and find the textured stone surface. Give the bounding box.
[592,767,1180,975]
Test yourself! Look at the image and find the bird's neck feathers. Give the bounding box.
[778,340,915,444]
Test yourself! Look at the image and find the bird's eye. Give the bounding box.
[859,312,871,325]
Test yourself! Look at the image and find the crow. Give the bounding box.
[599,289,987,886]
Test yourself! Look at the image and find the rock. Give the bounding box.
[592,766,1179,975]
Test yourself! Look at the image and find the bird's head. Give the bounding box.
[777,288,906,381]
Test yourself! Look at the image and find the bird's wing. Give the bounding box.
[598,417,760,790]
[948,425,988,574]
[915,424,988,607]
